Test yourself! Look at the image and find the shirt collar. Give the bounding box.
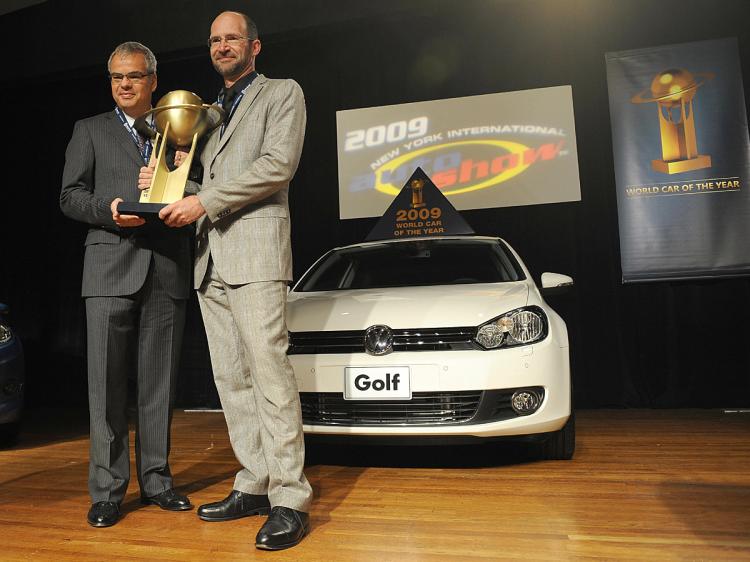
[220,70,258,109]
[117,107,153,128]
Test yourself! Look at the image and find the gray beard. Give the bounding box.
[214,58,246,80]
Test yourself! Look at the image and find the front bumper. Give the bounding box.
[291,335,570,438]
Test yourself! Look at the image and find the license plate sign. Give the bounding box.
[344,367,411,400]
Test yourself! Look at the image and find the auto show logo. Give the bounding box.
[337,86,582,219]
[371,136,567,196]
[344,121,569,196]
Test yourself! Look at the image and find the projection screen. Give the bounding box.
[336,86,581,219]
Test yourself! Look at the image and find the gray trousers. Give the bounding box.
[85,265,186,503]
[198,259,312,512]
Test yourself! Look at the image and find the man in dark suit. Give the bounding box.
[60,41,192,528]
[149,11,312,550]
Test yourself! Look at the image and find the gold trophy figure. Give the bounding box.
[631,68,714,174]
[117,90,224,218]
[410,178,426,208]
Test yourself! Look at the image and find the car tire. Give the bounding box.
[538,412,575,460]
[0,422,20,447]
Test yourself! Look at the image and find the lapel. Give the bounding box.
[105,110,145,168]
[209,74,267,166]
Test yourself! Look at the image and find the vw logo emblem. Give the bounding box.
[364,325,393,356]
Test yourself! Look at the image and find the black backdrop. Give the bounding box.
[1,0,749,411]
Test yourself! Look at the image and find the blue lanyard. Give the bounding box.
[115,107,153,164]
[217,72,257,136]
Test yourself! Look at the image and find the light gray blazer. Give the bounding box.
[194,74,306,288]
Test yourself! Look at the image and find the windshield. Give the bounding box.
[295,239,524,292]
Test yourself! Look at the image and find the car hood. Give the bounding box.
[287,283,530,331]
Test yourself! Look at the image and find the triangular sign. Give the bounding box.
[365,167,475,242]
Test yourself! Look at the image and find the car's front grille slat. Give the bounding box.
[289,327,477,355]
[301,391,482,426]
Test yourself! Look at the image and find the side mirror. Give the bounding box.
[540,272,574,296]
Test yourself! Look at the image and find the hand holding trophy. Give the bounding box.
[117,90,224,219]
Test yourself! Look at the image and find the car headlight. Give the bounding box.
[0,324,12,345]
[475,307,547,349]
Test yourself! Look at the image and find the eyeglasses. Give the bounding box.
[207,35,253,48]
[109,71,153,84]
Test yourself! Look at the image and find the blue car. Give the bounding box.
[0,303,24,444]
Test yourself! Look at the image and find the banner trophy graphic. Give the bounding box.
[117,90,225,218]
[365,167,475,242]
[631,68,714,174]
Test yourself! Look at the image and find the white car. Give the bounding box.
[287,236,574,459]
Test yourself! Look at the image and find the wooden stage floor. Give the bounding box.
[1,409,749,561]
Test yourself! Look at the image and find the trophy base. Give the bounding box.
[652,155,711,174]
[117,202,167,220]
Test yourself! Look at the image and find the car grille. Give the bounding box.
[300,391,481,425]
[288,327,477,355]
[299,387,544,426]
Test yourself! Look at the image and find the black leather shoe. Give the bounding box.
[255,506,310,550]
[197,490,271,522]
[140,488,193,511]
[87,501,120,527]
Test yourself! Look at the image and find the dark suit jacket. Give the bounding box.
[60,110,191,299]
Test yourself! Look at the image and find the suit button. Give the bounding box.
[210,172,215,179]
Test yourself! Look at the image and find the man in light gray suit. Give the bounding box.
[150,11,312,551]
[60,41,193,528]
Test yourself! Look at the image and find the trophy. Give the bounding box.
[117,90,225,218]
[410,178,426,208]
[631,68,714,174]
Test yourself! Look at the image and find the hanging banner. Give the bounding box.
[606,37,750,282]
